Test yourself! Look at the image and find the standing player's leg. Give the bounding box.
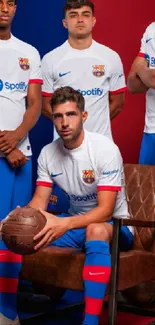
[9,158,32,321]
[139,133,155,165]
[11,158,32,209]
[0,240,22,325]
[0,158,22,324]
[0,158,15,221]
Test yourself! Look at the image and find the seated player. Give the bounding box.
[29,86,134,325]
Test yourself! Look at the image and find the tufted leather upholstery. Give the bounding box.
[124,164,155,253]
[20,164,155,301]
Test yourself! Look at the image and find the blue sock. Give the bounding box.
[82,240,111,325]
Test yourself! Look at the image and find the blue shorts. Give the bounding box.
[50,214,133,251]
[139,133,155,165]
[0,157,32,221]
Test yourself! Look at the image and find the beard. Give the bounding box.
[0,24,9,29]
[57,120,83,144]
[70,29,91,40]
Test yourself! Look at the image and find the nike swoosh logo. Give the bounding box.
[119,73,124,78]
[51,173,63,178]
[146,38,153,43]
[59,72,71,78]
[89,272,105,276]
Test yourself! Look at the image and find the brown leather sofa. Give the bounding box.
[20,164,155,325]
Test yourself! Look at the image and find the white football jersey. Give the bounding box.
[37,131,133,233]
[139,22,155,133]
[0,35,42,157]
[42,40,126,140]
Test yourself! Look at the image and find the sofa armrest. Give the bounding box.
[121,218,155,228]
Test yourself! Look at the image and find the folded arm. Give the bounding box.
[127,57,149,93]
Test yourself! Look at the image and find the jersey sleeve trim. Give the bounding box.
[29,79,43,84]
[97,185,121,192]
[42,91,53,97]
[138,52,145,58]
[36,181,52,187]
[109,86,127,94]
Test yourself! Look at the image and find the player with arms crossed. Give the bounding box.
[128,22,155,164]
[29,87,133,325]
[0,0,42,324]
[42,0,126,140]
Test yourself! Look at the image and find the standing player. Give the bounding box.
[42,0,126,140]
[0,0,42,324]
[127,22,155,164]
[29,87,133,325]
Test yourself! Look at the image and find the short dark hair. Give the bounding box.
[51,87,85,112]
[63,0,94,17]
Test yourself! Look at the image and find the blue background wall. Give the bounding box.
[12,0,67,189]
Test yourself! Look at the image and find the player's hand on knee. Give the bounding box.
[6,148,29,168]
[33,209,69,250]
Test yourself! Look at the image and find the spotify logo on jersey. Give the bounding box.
[0,80,3,92]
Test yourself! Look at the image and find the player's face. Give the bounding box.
[0,0,16,28]
[63,6,96,39]
[52,101,88,144]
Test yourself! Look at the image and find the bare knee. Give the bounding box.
[86,223,113,242]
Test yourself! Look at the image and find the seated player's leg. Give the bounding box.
[139,133,155,165]
[49,216,133,325]
[82,222,133,325]
[50,214,86,249]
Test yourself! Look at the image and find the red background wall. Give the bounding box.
[93,1,155,163]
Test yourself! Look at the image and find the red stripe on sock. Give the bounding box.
[0,250,22,263]
[85,296,103,315]
[0,277,19,293]
[83,265,111,282]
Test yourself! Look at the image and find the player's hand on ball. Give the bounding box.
[6,148,29,168]
[0,130,20,154]
[34,209,69,250]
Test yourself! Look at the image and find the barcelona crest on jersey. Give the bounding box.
[19,58,30,71]
[82,170,95,184]
[92,65,105,77]
[49,195,58,205]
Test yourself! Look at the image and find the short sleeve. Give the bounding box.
[109,54,126,94]
[29,48,43,84]
[41,54,54,96]
[97,146,122,192]
[36,148,53,187]
[138,27,148,58]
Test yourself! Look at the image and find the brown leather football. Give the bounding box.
[1,206,46,255]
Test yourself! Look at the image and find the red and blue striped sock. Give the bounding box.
[82,240,111,325]
[0,239,22,320]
